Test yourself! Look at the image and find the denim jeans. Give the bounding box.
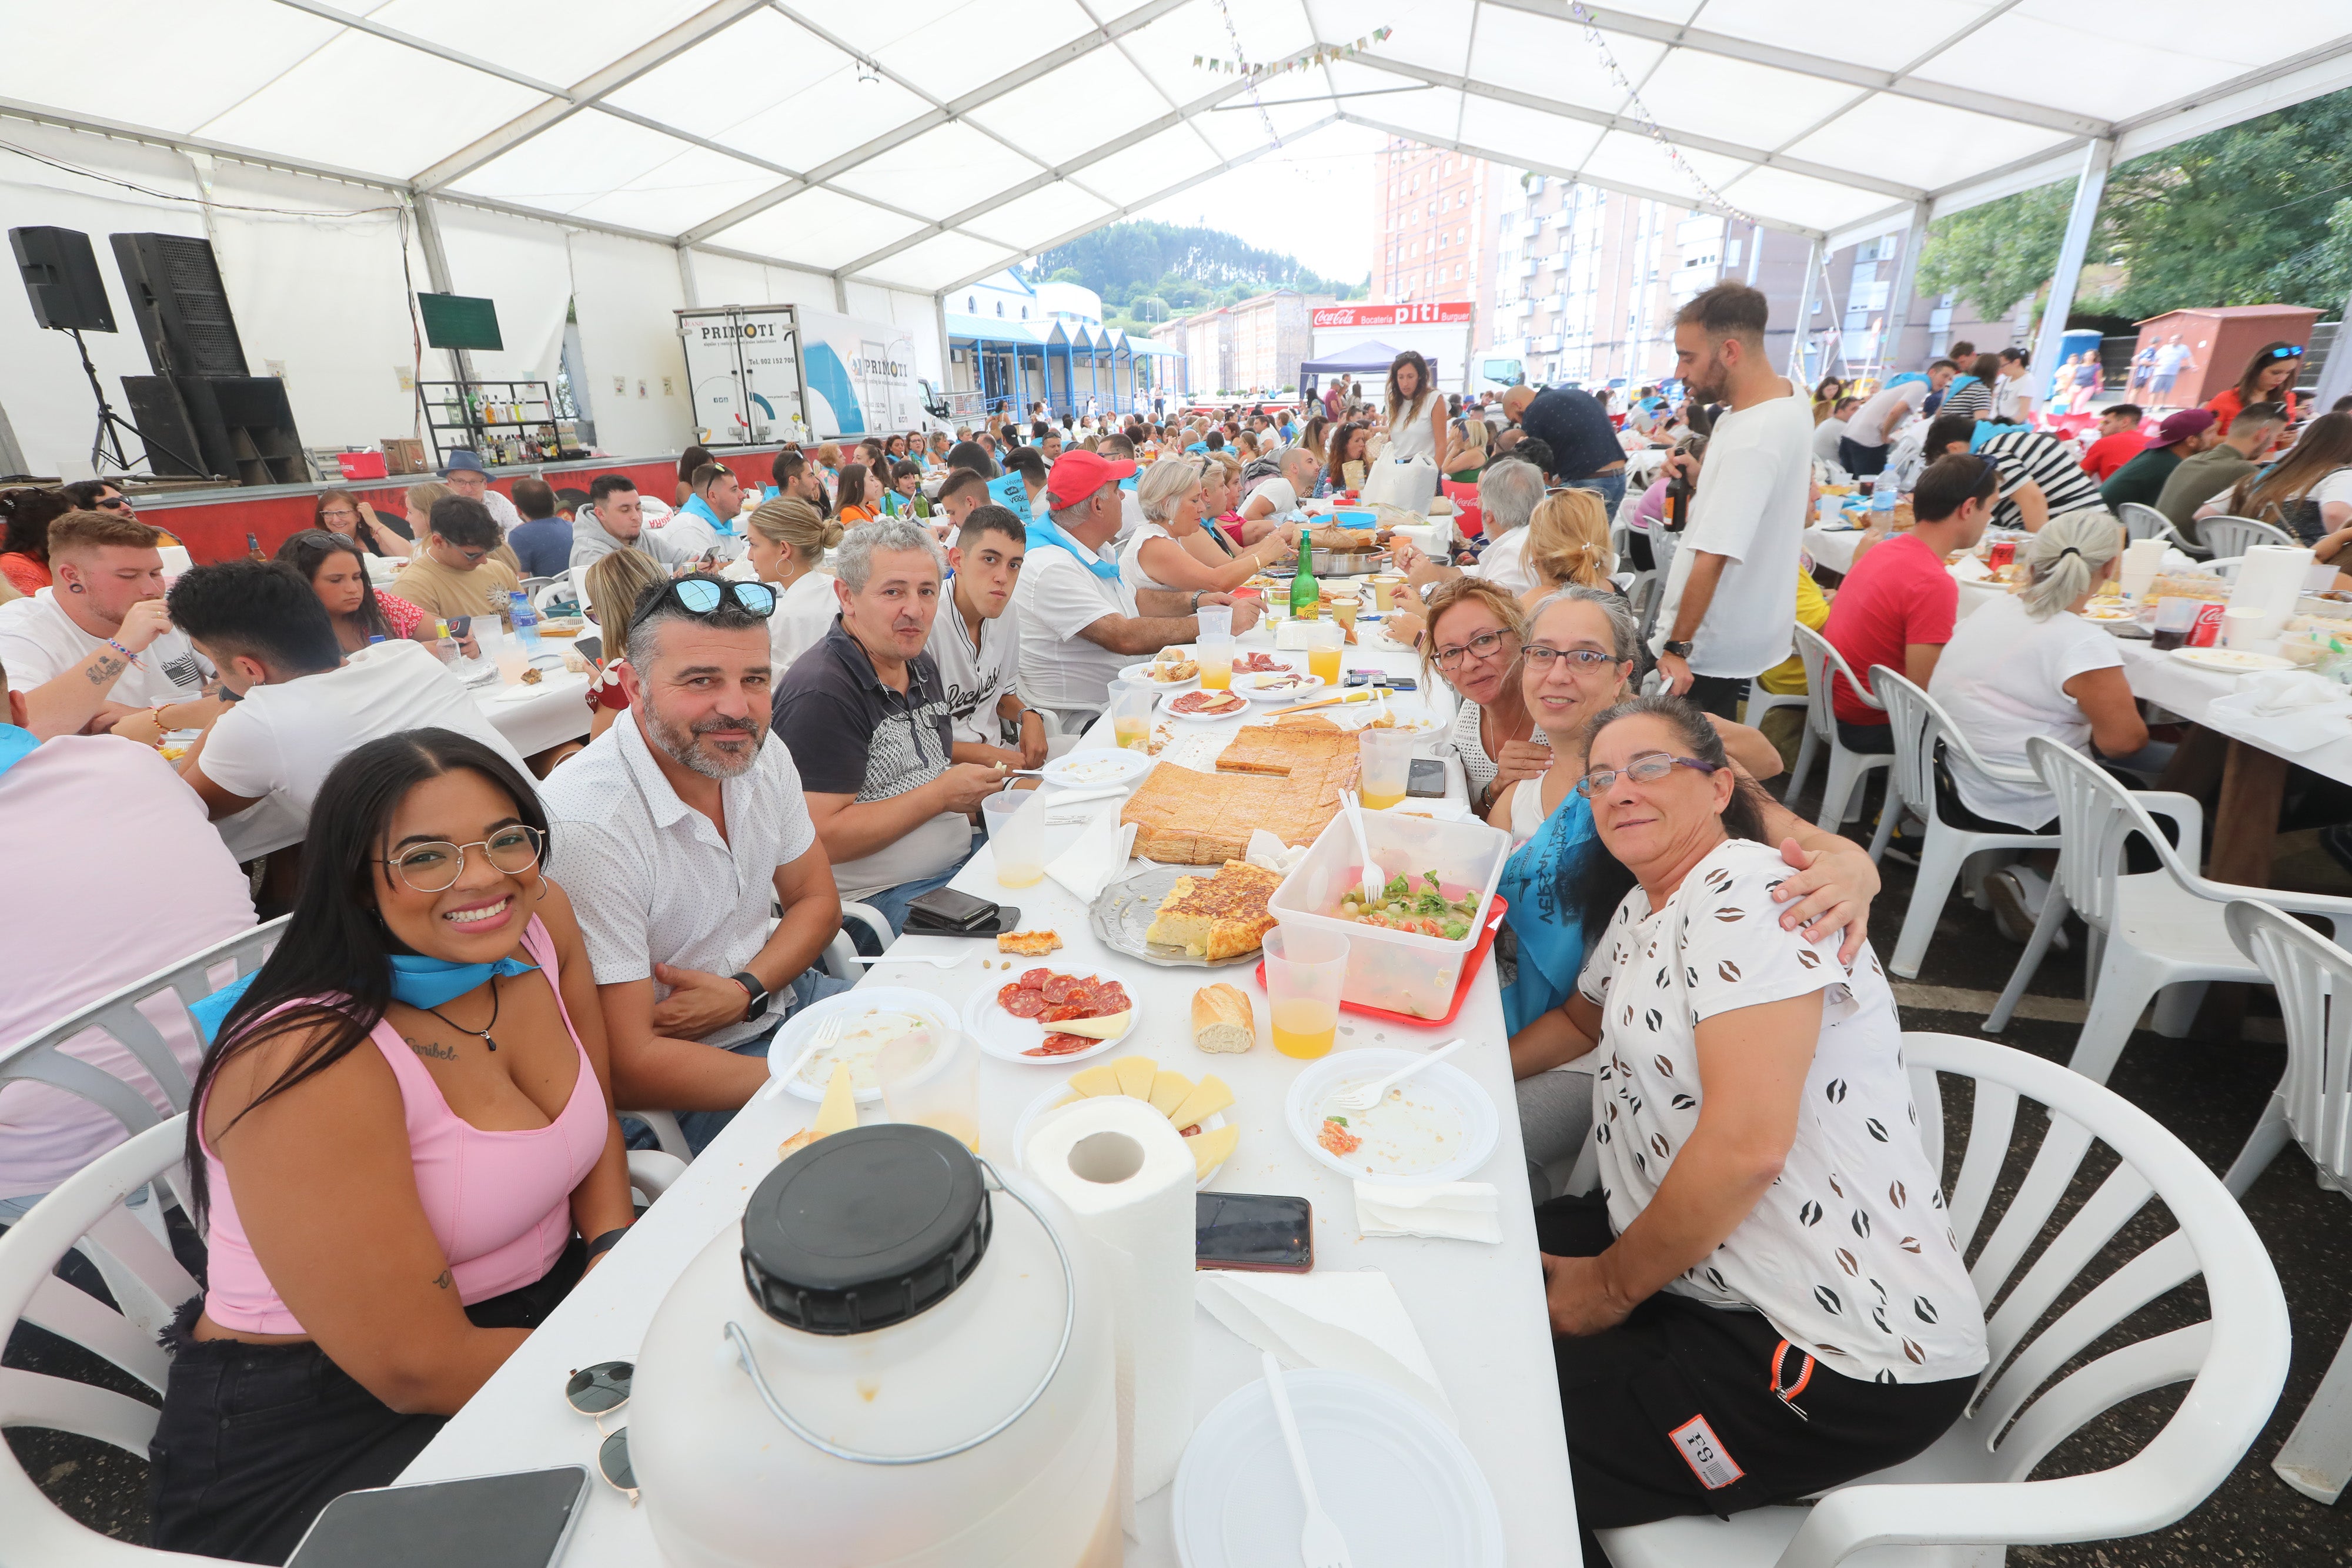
[853,835,982,954]
[1563,470,1628,517]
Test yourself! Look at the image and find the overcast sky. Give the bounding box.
[1134,120,1389,287]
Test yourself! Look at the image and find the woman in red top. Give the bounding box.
[2206,341,2303,435]
[0,486,72,596]
[276,529,435,652]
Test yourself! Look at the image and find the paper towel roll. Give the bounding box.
[1023,1095,1197,1518]
[2230,544,2315,640]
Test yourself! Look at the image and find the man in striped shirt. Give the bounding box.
[1919,414,2106,532]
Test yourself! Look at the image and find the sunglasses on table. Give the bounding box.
[565,1360,637,1505]
[1575,751,1729,799]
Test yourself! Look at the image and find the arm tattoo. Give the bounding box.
[430,1269,454,1290]
[85,654,125,687]
[404,1033,459,1062]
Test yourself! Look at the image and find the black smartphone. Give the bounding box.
[904,886,1001,930]
[1381,676,1418,692]
[1406,758,1448,798]
[287,1467,589,1568]
[1197,1191,1312,1273]
[446,616,472,638]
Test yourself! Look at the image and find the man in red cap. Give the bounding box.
[1013,450,1261,721]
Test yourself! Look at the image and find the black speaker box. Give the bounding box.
[9,226,116,332]
[111,233,247,379]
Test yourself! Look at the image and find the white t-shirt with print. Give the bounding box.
[1928,593,2123,829]
[0,589,213,706]
[925,597,1020,747]
[1014,539,1140,713]
[1576,838,1987,1385]
[1648,387,1812,678]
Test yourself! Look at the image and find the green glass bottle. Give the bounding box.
[1289,541,1319,621]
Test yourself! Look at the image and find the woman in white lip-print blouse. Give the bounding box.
[1512,692,1987,1534]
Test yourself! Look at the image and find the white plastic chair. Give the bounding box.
[1597,1032,2291,1568]
[2219,900,2352,1503]
[1981,738,2352,1078]
[1785,624,1890,833]
[1866,668,2053,979]
[2114,500,2204,557]
[2200,514,2297,559]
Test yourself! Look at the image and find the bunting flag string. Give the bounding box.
[1193,26,1393,83]
[1564,2,1752,223]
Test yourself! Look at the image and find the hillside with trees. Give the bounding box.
[1027,220,1369,335]
[1919,92,2352,332]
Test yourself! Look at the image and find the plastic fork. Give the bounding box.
[846,953,965,967]
[1335,1037,1469,1114]
[757,1009,844,1102]
[1340,789,1385,905]
[1262,1351,1352,1568]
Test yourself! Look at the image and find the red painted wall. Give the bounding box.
[142,450,790,563]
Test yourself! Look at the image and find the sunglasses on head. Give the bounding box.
[626,577,777,637]
[2268,345,2306,360]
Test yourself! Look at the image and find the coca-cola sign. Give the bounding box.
[1311,302,1474,327]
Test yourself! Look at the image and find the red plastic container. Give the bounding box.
[336,450,389,480]
[1252,896,1508,1031]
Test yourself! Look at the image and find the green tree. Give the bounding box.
[1917,183,2070,323]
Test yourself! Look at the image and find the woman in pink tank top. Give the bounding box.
[150,730,637,1565]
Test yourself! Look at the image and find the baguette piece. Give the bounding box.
[1192,983,1255,1054]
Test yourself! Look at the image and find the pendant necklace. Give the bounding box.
[420,974,502,1052]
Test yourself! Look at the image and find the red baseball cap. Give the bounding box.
[1045,449,1137,509]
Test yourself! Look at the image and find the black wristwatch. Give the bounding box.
[1662,639,1695,659]
[730,971,771,1021]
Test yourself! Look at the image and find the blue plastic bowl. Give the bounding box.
[1334,509,1378,529]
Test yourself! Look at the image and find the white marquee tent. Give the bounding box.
[6,0,2352,474]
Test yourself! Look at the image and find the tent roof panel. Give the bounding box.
[600,10,855,138]
[697,70,934,176]
[857,230,1017,290]
[0,0,339,135]
[1079,123,1222,206]
[1462,6,1659,105]
[569,143,789,235]
[368,0,711,89]
[964,42,1167,149]
[1456,101,1607,173]
[452,111,718,213]
[794,0,1105,102]
[1623,47,1868,146]
[849,121,1048,220]
[1783,93,2073,190]
[1716,164,1905,233]
[1118,0,1312,105]
[960,181,1118,248]
[701,186,930,269]
[1909,5,2347,121]
[1692,0,2002,74]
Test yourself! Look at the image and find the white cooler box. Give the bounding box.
[1269,810,1511,1020]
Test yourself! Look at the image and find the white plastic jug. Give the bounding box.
[630,1125,1119,1568]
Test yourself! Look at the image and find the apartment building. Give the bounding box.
[1372,137,1496,349]
[1228,290,1335,394]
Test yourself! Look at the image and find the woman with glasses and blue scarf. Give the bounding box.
[153,730,637,1564]
[1492,587,1880,1201]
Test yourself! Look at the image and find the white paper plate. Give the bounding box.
[2171,646,2294,673]
[1010,1079,1231,1188]
[1038,748,1154,789]
[1284,1048,1499,1186]
[963,971,1136,1064]
[1120,660,1200,692]
[768,987,960,1104]
[1237,671,1327,702]
[1172,1370,1504,1568]
[1161,690,1254,724]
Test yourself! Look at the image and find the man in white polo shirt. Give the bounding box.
[0,509,219,741]
[924,503,1044,768]
[164,559,526,830]
[1011,450,1259,725]
[542,573,846,1154]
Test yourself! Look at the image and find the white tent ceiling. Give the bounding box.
[7,0,2352,297]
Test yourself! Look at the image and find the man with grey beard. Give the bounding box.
[542,573,847,1152]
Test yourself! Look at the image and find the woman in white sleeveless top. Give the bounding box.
[1383,350,1448,466]
[1120,457,1297,593]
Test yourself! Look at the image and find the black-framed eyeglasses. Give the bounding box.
[1432,627,1519,669]
[1575,751,1728,798]
[2267,345,2306,360]
[626,576,777,638]
[1523,645,1621,672]
[379,824,543,894]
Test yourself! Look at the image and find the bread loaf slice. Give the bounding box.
[1192,983,1255,1054]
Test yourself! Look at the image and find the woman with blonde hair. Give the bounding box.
[1518,488,1615,606]
[1123,457,1296,593]
[1443,415,1491,483]
[579,547,668,740]
[744,495,844,674]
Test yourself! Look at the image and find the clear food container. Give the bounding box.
[1269,810,1512,1020]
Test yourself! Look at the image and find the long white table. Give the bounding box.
[397,608,1579,1566]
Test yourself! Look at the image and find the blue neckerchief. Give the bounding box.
[1185,442,1208,454]
[1945,374,1979,394]
[1023,509,1121,580]
[1496,790,1599,1036]
[0,724,38,781]
[678,492,731,538]
[188,954,540,1045]
[1883,372,1929,390]
[1967,420,2004,454]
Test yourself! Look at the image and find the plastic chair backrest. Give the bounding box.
[1897,1033,2287,1520]
[1868,666,1937,818]
[2026,735,2200,935]
[2116,502,2170,544]
[2201,514,2297,558]
[0,917,289,1140]
[2226,900,2352,1188]
[1793,623,1880,744]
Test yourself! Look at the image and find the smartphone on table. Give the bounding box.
[1197,1191,1312,1273]
[1406,758,1448,799]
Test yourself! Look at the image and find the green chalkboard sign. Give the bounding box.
[416,292,504,352]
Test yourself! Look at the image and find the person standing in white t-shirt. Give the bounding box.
[925,504,1044,768]
[0,509,220,741]
[165,560,529,827]
[1652,283,1815,719]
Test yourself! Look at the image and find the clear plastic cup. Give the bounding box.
[982,789,1046,888]
[876,1027,978,1151]
[1358,728,1414,810]
[1198,633,1234,690]
[1264,925,1348,1059]
[1196,603,1233,639]
[1305,620,1345,686]
[1108,680,1158,750]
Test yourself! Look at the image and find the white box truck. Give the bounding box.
[677,304,953,447]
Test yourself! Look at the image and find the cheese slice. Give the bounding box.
[1167,1073,1233,1131]
[1067,1062,1124,1098]
[1051,1009,1133,1042]
[1188,1122,1238,1179]
[1112,1054,1157,1099]
[813,1061,858,1136]
[1148,1070,1194,1118]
